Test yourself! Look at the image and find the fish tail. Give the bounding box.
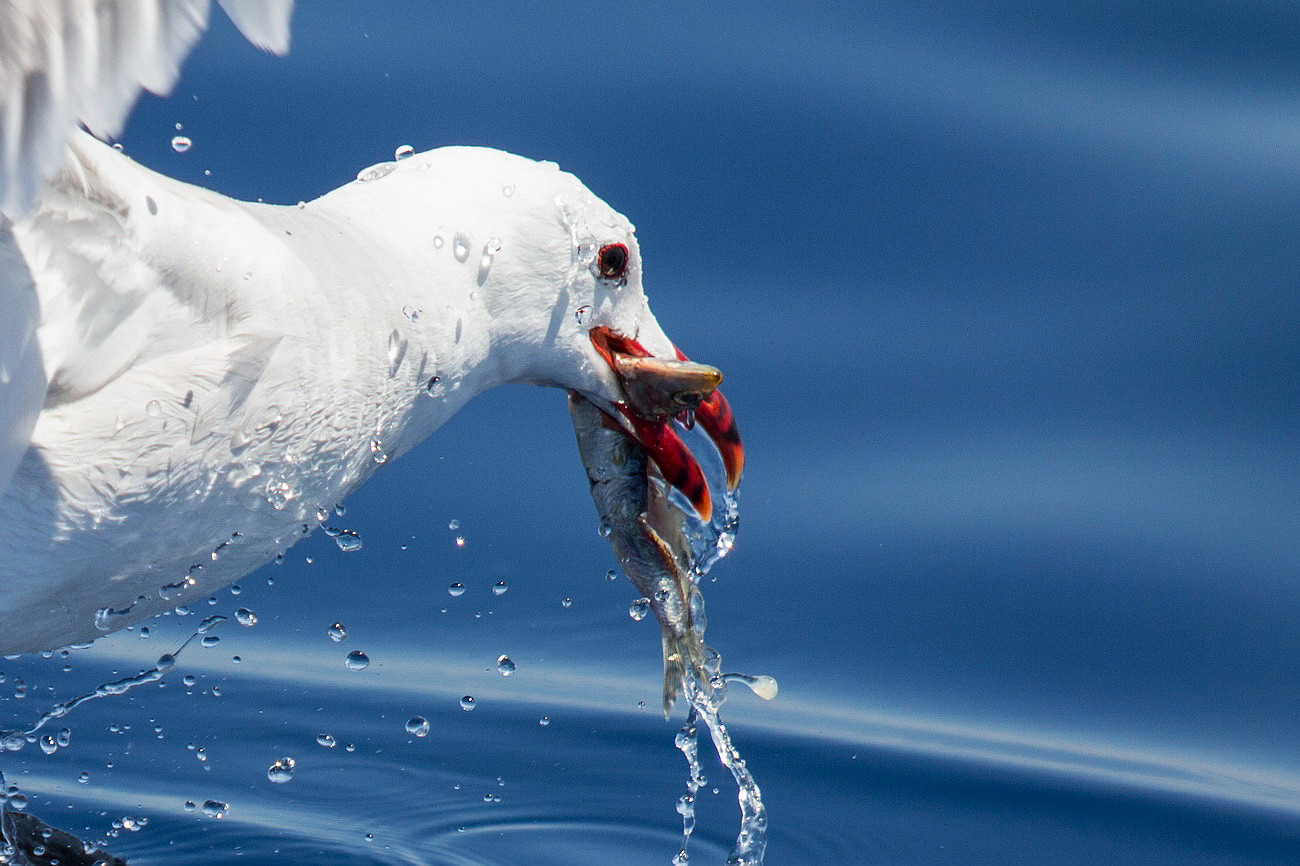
[660,631,707,719]
[661,634,686,718]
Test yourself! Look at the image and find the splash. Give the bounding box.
[669,615,772,864]
[670,429,773,866]
[0,616,227,755]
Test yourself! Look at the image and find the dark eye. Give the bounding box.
[597,243,629,281]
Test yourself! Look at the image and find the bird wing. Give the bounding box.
[0,0,293,221]
[0,0,292,496]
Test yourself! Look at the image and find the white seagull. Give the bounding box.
[0,1,743,655]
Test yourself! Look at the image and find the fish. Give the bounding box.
[569,392,709,716]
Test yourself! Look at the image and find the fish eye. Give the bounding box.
[597,243,629,281]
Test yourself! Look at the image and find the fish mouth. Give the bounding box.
[587,326,744,522]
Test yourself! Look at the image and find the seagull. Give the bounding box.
[0,0,743,655]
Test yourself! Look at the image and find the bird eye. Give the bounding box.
[597,243,629,281]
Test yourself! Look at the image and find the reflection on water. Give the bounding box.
[2,623,1299,864]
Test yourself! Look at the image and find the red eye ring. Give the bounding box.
[597,243,629,281]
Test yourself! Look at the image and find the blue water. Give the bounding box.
[3,1,1299,862]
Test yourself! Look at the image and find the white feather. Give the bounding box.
[0,2,678,656]
[0,0,293,220]
[0,0,291,504]
[0,136,661,654]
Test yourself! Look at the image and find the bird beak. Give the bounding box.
[588,326,745,522]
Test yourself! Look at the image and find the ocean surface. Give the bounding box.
[3,2,1299,863]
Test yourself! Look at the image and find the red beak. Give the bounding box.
[588,327,744,522]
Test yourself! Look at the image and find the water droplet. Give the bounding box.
[598,523,613,538]
[316,733,337,748]
[171,135,192,153]
[175,122,184,131]
[502,184,515,197]
[296,200,306,209]
[334,531,363,552]
[459,695,476,711]
[453,232,471,263]
[496,655,516,676]
[477,239,501,281]
[447,582,465,598]
[182,675,197,687]
[723,673,780,701]
[200,635,220,647]
[448,519,460,530]
[605,569,618,581]
[264,479,299,510]
[394,144,414,160]
[113,142,124,151]
[356,161,398,182]
[402,304,421,322]
[328,622,347,642]
[561,597,573,609]
[433,234,444,249]
[629,598,651,621]
[424,375,446,399]
[405,716,430,737]
[387,329,405,371]
[78,771,90,784]
[538,716,550,726]
[6,792,27,811]
[345,651,370,671]
[39,735,57,755]
[201,800,228,819]
[267,756,295,783]
[492,580,508,596]
[235,608,258,627]
[370,438,388,465]
[455,535,466,548]
[574,305,592,325]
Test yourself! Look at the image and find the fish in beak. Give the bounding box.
[587,326,744,522]
[569,392,706,716]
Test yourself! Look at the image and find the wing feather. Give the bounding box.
[0,0,292,495]
[0,222,44,499]
[0,0,293,220]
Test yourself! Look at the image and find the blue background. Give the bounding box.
[2,2,1298,863]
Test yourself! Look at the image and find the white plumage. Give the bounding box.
[0,1,681,653]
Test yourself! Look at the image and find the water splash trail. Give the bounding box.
[672,486,775,866]
[672,664,773,865]
[0,615,227,755]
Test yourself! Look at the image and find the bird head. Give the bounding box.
[324,146,742,520]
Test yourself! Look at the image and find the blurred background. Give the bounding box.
[2,2,1298,863]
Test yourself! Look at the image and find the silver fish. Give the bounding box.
[569,393,707,716]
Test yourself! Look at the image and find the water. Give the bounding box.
[3,1,1299,863]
